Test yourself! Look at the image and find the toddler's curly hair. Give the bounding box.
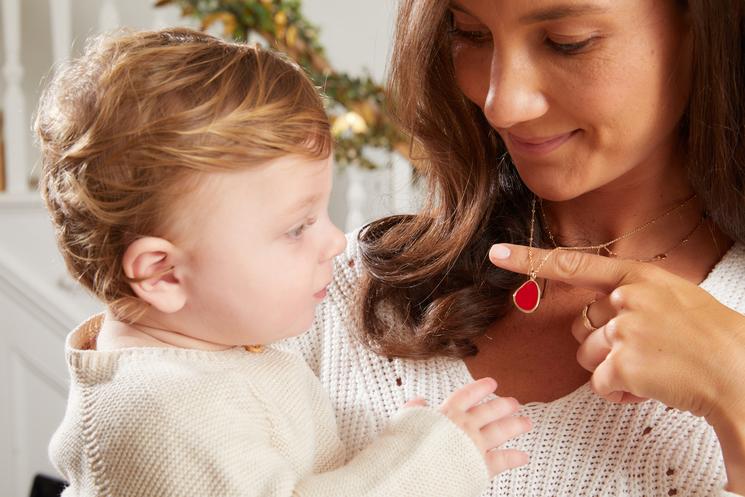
[35,27,331,320]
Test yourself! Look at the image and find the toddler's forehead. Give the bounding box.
[167,152,331,219]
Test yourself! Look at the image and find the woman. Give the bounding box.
[283,0,745,494]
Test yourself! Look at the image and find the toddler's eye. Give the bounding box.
[287,224,307,240]
[286,217,318,241]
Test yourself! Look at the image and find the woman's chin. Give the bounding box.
[518,177,592,202]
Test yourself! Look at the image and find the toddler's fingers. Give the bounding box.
[485,449,530,478]
[403,397,428,408]
[467,396,520,427]
[442,377,497,412]
[480,416,532,450]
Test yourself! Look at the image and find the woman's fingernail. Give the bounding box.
[490,244,511,260]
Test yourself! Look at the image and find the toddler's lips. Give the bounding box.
[313,287,328,299]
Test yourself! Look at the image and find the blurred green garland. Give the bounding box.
[155,0,409,169]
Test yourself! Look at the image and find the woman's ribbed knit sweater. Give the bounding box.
[280,234,745,497]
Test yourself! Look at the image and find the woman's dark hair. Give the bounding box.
[356,0,745,359]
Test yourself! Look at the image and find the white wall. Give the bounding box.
[304,0,397,82]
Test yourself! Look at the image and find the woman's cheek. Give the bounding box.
[452,46,491,105]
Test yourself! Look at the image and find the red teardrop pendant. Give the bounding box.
[513,278,541,313]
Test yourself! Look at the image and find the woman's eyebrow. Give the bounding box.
[449,1,476,16]
[448,2,610,22]
[520,3,610,23]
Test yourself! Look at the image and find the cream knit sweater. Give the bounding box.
[279,233,745,497]
[50,315,490,497]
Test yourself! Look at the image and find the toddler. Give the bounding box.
[35,28,530,497]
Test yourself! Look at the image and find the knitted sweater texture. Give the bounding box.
[50,315,489,497]
[279,234,745,497]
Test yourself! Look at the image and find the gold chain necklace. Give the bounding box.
[512,194,702,313]
[538,194,700,262]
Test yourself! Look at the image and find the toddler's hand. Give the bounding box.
[438,377,530,478]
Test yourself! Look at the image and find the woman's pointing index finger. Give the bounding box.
[489,243,646,294]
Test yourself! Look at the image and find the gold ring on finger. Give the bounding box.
[582,299,599,332]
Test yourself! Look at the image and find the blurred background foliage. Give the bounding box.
[155,0,410,169]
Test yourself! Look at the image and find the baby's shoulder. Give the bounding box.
[90,350,268,422]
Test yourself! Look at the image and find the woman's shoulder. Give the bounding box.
[330,228,365,298]
[700,240,745,313]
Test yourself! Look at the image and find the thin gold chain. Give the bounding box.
[626,213,705,263]
[528,196,538,278]
[528,194,702,279]
[540,194,697,253]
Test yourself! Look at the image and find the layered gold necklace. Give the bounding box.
[512,194,704,313]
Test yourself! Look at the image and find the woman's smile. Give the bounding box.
[506,129,580,157]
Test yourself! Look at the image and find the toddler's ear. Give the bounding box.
[122,237,186,313]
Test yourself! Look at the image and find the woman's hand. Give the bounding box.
[488,243,745,420]
[489,243,745,491]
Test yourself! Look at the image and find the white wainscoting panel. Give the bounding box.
[0,194,103,496]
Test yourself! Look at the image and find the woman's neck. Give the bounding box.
[540,154,702,260]
[537,147,735,282]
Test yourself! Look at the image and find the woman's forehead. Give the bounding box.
[446,0,646,21]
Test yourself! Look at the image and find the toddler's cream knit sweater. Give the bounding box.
[50,315,490,497]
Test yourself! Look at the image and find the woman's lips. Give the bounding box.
[507,130,578,156]
[313,287,328,299]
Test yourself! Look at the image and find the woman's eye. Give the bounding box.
[546,36,595,55]
[448,27,491,44]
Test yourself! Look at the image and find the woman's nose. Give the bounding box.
[483,51,549,130]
